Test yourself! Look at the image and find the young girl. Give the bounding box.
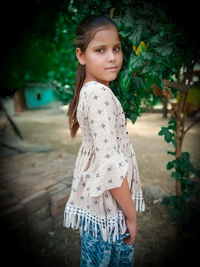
[64,15,145,266]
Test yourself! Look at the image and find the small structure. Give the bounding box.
[24,83,58,109]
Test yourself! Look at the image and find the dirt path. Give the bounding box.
[0,108,199,266]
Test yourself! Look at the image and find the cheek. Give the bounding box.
[86,54,103,66]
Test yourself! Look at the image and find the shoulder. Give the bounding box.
[81,81,112,101]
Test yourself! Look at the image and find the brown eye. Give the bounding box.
[96,48,104,53]
[114,47,121,52]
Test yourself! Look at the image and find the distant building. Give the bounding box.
[24,83,58,109]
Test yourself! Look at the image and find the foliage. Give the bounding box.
[110,1,183,123]
[0,0,72,95]
[111,2,200,239]
[0,13,77,99]
[2,0,198,111]
[159,119,200,233]
[158,120,177,147]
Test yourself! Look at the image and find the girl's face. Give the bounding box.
[76,26,123,87]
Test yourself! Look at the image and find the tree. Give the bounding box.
[109,0,200,253]
[0,0,71,96]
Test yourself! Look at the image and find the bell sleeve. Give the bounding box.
[82,85,129,197]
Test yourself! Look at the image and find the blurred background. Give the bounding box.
[0,0,199,266]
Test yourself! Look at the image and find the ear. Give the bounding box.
[76,47,85,65]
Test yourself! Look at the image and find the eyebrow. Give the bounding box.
[93,43,121,48]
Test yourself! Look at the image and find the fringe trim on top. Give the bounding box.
[63,194,145,243]
[132,192,145,212]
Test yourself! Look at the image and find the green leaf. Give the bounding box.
[148,33,163,46]
[112,16,122,29]
[119,70,131,92]
[140,51,154,61]
[121,13,134,30]
[154,46,173,57]
[118,30,131,39]
[158,127,174,143]
[153,56,164,65]
[167,151,176,156]
[167,160,175,170]
[128,24,143,48]
[171,171,181,180]
[177,152,195,175]
[128,54,145,74]
[130,76,144,92]
[181,152,190,161]
[168,119,176,128]
[140,63,153,77]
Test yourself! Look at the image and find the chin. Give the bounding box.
[110,76,118,81]
[109,75,118,82]
[97,74,118,85]
[106,73,118,80]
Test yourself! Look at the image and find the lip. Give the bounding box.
[105,67,117,71]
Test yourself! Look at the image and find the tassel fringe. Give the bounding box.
[63,194,145,243]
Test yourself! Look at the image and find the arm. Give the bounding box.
[109,176,136,222]
[109,176,137,246]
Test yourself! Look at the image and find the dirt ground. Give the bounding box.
[0,106,200,266]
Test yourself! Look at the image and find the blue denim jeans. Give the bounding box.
[80,217,134,267]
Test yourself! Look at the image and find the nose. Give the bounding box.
[107,50,116,62]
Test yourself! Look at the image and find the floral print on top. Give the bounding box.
[64,81,145,243]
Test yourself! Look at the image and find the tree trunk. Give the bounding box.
[174,91,184,253]
[162,96,168,118]
[174,62,191,252]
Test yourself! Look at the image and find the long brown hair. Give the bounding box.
[67,15,118,138]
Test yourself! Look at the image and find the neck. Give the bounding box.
[83,77,109,87]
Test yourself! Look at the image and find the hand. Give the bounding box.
[122,217,138,246]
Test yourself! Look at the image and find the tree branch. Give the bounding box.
[163,80,190,92]
[183,118,200,136]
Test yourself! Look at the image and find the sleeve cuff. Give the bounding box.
[82,149,129,197]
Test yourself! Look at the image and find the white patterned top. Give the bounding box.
[63,81,145,243]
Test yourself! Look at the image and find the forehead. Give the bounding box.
[88,26,120,47]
